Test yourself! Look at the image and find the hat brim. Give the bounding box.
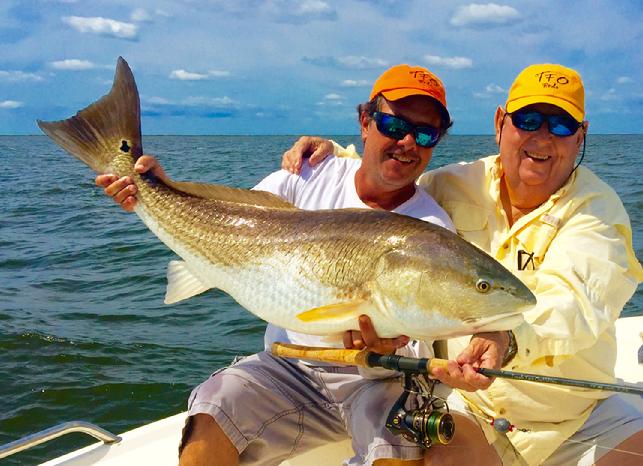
[506,95,584,122]
[380,88,451,123]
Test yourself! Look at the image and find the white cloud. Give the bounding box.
[146,96,173,105]
[144,95,237,107]
[155,9,172,18]
[0,70,44,82]
[170,69,209,80]
[142,95,239,119]
[338,56,388,69]
[272,0,337,23]
[600,88,620,101]
[305,56,388,69]
[317,93,346,106]
[183,96,237,107]
[423,55,473,69]
[208,70,231,77]
[451,3,519,27]
[473,83,506,99]
[170,69,231,80]
[50,59,96,70]
[341,79,369,87]
[131,8,152,23]
[0,100,23,109]
[616,76,633,84]
[298,0,333,15]
[62,16,138,39]
[485,84,505,94]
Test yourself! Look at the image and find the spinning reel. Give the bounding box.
[386,372,455,449]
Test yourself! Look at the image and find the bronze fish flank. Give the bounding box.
[37,57,536,341]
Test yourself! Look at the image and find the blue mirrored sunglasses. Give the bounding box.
[510,110,582,137]
[372,111,441,148]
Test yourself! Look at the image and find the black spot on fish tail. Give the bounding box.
[120,140,131,153]
[141,171,161,186]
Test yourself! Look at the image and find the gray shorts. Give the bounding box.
[447,392,643,465]
[182,351,430,466]
[543,394,643,465]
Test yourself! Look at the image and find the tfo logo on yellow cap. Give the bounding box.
[506,63,585,122]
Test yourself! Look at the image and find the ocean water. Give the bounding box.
[1,135,641,464]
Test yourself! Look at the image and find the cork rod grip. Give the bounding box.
[271,342,369,366]
[271,342,451,374]
[428,358,449,371]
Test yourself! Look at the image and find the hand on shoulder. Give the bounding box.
[282,136,334,174]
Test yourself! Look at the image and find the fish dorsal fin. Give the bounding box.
[164,179,297,209]
[37,57,142,174]
[296,300,367,323]
[165,260,210,304]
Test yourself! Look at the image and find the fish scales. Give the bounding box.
[137,175,411,290]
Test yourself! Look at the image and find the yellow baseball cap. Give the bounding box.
[370,64,450,122]
[506,64,584,122]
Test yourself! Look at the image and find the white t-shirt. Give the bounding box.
[253,156,455,363]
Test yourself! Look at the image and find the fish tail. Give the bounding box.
[37,57,142,174]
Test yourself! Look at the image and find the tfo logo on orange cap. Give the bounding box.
[369,64,449,120]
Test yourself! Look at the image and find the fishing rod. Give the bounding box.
[272,342,643,450]
[271,343,643,396]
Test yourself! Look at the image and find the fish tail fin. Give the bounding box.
[37,57,142,174]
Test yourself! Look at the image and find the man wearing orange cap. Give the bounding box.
[283,63,643,465]
[97,64,505,466]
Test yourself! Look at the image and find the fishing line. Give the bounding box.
[459,405,643,459]
[559,437,643,457]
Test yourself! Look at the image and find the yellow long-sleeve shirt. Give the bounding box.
[333,144,642,464]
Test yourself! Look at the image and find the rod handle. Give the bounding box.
[271,342,451,374]
[428,358,450,371]
[271,342,369,366]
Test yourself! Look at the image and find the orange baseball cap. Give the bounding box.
[506,64,585,122]
[370,64,450,122]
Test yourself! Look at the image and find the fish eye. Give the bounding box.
[476,279,492,293]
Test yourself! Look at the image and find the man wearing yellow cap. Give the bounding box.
[97,64,506,466]
[283,64,643,465]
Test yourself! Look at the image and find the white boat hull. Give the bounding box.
[38,316,643,466]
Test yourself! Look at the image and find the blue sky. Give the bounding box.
[0,0,641,135]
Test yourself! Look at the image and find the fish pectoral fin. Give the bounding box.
[164,260,210,304]
[296,300,366,323]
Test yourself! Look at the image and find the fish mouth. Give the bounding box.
[524,150,551,162]
[470,312,525,334]
[518,283,537,306]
